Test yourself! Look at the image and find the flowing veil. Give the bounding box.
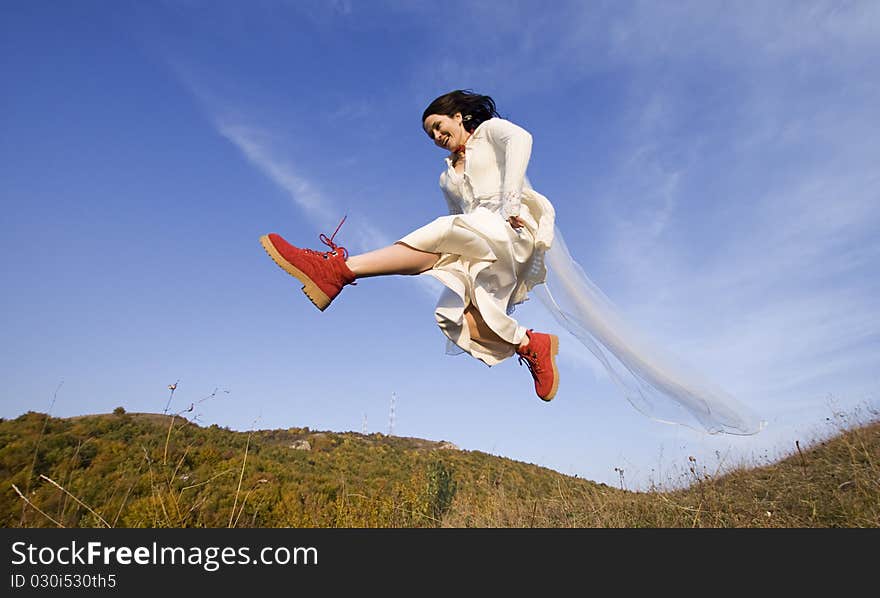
[533,226,765,435]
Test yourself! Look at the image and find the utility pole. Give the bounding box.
[388,392,396,436]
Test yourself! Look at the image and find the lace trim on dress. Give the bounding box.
[501,190,522,220]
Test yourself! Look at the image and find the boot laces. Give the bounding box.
[518,349,542,378]
[302,216,351,260]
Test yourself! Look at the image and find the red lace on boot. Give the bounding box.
[516,330,560,402]
[260,216,357,311]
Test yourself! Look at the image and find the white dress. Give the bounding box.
[397,118,555,366]
[398,119,764,435]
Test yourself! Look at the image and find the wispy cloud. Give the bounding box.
[178,69,449,304]
[216,122,337,224]
[215,115,445,301]
[484,2,880,442]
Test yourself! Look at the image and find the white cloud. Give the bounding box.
[196,90,451,306]
[530,1,880,447]
[216,122,337,224]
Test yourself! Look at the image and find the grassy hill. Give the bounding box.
[2,409,877,527]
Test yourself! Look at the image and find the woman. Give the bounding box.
[260,90,560,401]
[260,90,764,434]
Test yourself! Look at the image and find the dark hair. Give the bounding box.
[421,90,500,135]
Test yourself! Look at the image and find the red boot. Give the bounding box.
[259,218,356,311]
[516,330,560,401]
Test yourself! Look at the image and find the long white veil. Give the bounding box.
[533,226,765,435]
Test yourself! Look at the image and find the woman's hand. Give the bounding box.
[508,216,525,229]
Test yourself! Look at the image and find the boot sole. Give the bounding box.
[259,235,331,311]
[543,334,560,402]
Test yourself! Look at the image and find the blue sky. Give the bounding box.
[2,1,878,489]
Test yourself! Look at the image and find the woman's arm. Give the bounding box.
[483,118,533,222]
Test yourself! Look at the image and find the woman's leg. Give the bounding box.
[346,242,527,351]
[345,244,529,350]
[346,242,440,278]
[465,303,557,400]
[464,304,528,350]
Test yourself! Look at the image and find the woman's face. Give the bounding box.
[423,112,468,151]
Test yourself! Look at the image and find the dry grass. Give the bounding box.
[440,409,880,528]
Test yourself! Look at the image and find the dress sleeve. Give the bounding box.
[483,118,533,220]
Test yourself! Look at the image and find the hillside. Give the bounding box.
[2,410,877,527]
